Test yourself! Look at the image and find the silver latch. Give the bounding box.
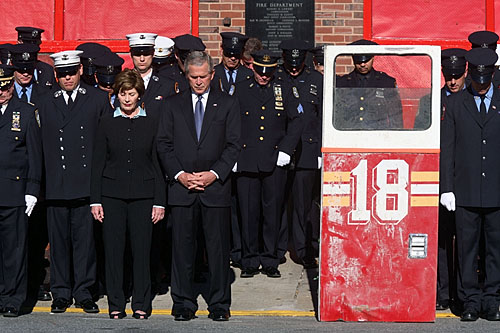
[408,234,427,259]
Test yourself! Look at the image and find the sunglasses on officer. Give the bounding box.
[130,49,155,57]
[443,72,465,81]
[56,69,79,78]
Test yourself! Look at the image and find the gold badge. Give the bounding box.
[273,84,284,110]
[11,111,21,131]
[292,86,300,98]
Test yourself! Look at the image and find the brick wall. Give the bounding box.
[198,0,363,72]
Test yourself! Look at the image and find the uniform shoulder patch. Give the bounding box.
[54,90,63,98]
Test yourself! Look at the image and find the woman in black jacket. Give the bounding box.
[90,69,165,319]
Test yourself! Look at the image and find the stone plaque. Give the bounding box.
[245,1,315,52]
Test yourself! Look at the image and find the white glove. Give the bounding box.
[317,157,322,169]
[25,195,37,217]
[232,162,238,172]
[276,151,291,167]
[440,192,456,212]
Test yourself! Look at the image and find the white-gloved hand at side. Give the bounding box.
[232,162,238,172]
[317,157,322,169]
[440,192,456,212]
[25,195,37,217]
[276,151,291,167]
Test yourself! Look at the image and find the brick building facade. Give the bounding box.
[198,0,363,73]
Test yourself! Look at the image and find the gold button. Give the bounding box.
[360,97,364,101]
[15,136,19,140]
[243,144,247,148]
[360,107,364,111]
[259,136,264,141]
[260,126,264,130]
[309,138,313,142]
[261,116,265,120]
[245,111,249,115]
[261,106,266,110]
[277,113,281,116]
[360,117,364,121]
[16,176,20,180]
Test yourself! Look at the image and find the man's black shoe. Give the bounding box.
[482,306,500,321]
[3,307,19,318]
[51,298,72,313]
[208,309,230,321]
[436,300,449,311]
[240,267,260,278]
[38,286,52,301]
[230,260,242,269]
[461,309,479,321]
[302,258,318,269]
[174,308,196,321]
[75,299,99,313]
[262,267,281,278]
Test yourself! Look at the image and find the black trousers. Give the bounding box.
[437,206,456,303]
[291,168,320,262]
[0,206,28,309]
[237,168,286,269]
[230,175,242,265]
[455,206,500,311]
[101,197,153,313]
[46,199,96,302]
[27,202,49,297]
[170,198,231,314]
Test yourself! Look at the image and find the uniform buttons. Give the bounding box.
[309,138,313,142]
[60,146,64,151]
[62,165,66,170]
[59,129,64,133]
[15,136,19,140]
[127,149,131,152]
[274,145,278,149]
[243,144,247,148]
[80,136,84,139]
[127,138,131,141]
[59,137,63,142]
[128,160,131,163]
[80,126,84,130]
[260,126,264,130]
[483,156,486,160]
[83,164,87,168]
[277,113,281,117]
[261,106,266,110]
[360,97,364,101]
[360,117,364,121]
[15,176,20,180]
[61,156,65,160]
[127,170,131,173]
[483,139,487,144]
[360,107,364,111]
[127,128,131,132]
[482,172,486,177]
[259,136,264,141]
[82,155,86,158]
[261,116,265,120]
[81,145,85,149]
[245,111,249,115]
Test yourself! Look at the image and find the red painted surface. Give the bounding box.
[319,153,439,322]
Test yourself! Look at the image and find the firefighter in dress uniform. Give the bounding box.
[440,47,500,322]
[38,50,111,314]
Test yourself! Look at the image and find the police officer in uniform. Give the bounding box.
[234,50,303,278]
[212,32,252,96]
[9,43,53,303]
[0,64,42,317]
[126,33,174,119]
[0,44,12,64]
[336,39,403,130]
[38,50,111,314]
[15,26,55,89]
[76,42,111,87]
[440,47,500,322]
[311,45,325,75]
[276,39,323,268]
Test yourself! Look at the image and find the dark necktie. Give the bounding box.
[194,95,204,140]
[228,69,234,88]
[66,90,74,110]
[480,95,487,122]
[20,87,28,103]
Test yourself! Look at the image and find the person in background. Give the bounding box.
[241,38,262,70]
[76,42,111,87]
[94,51,125,106]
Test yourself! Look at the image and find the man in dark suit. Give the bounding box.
[0,64,42,317]
[276,39,323,268]
[440,47,500,322]
[212,32,252,96]
[157,51,240,322]
[9,43,53,303]
[416,48,467,311]
[234,50,303,279]
[38,50,111,314]
[76,42,111,87]
[15,26,56,89]
[468,31,500,90]
[335,39,403,130]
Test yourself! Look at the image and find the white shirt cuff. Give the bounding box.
[90,203,102,207]
[210,170,219,179]
[153,205,165,209]
[174,170,185,180]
